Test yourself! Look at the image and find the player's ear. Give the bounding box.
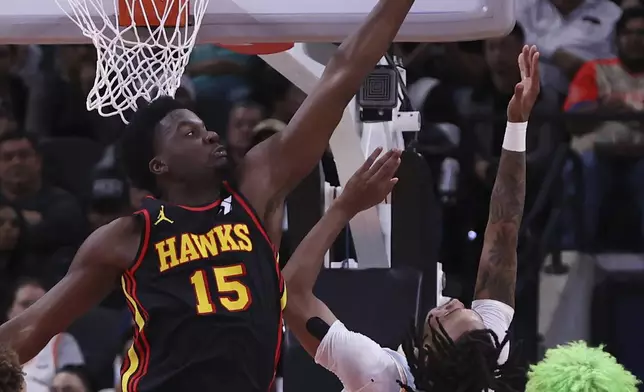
[149,157,168,175]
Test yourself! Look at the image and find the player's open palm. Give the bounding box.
[507,45,541,123]
[337,147,401,215]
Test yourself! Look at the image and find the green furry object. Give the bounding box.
[526,341,640,392]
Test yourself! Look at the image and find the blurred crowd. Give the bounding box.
[0,0,643,390]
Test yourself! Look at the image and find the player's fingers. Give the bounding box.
[372,152,401,182]
[531,50,540,87]
[518,50,527,80]
[527,45,537,78]
[365,149,395,178]
[357,147,383,176]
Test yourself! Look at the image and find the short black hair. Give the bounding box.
[119,96,186,194]
[399,318,525,392]
[57,365,94,392]
[0,345,23,392]
[616,6,644,35]
[0,131,40,154]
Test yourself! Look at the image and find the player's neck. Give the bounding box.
[162,182,222,207]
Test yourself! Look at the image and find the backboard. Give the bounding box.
[0,0,514,44]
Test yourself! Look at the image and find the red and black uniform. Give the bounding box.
[120,182,286,392]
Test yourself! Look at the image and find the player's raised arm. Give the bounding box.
[0,217,140,363]
[238,0,415,219]
[283,148,400,357]
[473,45,540,308]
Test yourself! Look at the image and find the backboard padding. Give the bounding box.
[1,0,514,43]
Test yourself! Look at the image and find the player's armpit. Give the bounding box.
[237,0,415,220]
[284,296,338,358]
[0,216,141,364]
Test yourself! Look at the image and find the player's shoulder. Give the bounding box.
[79,216,143,268]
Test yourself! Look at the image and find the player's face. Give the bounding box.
[7,283,45,320]
[153,109,229,183]
[423,299,485,347]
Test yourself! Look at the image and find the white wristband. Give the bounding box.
[502,121,527,152]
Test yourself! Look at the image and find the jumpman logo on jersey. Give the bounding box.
[154,205,174,226]
[219,196,232,216]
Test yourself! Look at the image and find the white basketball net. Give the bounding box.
[54,0,209,123]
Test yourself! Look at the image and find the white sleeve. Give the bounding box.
[314,321,403,392]
[471,300,514,364]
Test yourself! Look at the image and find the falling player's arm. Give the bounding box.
[238,0,415,221]
[473,46,540,308]
[0,217,140,363]
[283,149,405,391]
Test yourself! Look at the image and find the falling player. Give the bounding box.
[282,45,540,392]
[0,0,417,390]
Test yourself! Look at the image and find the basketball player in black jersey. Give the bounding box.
[0,0,416,391]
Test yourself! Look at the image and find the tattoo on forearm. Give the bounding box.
[474,150,526,307]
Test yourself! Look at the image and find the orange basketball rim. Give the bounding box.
[118,0,293,55]
[217,43,295,55]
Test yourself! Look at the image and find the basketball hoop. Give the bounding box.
[54,0,209,123]
[217,43,294,55]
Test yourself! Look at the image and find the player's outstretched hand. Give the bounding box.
[507,45,540,123]
[335,147,401,216]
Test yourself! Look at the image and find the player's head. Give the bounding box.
[120,96,229,196]
[400,306,524,391]
[0,345,24,392]
[526,341,639,392]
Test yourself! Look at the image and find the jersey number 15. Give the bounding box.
[190,264,252,314]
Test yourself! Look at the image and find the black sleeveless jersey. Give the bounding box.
[119,182,286,392]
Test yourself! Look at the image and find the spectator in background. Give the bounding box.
[0,105,18,138]
[454,24,559,199]
[51,366,94,392]
[0,46,28,130]
[621,0,643,8]
[259,69,306,124]
[6,278,84,392]
[87,175,132,232]
[564,7,644,241]
[38,46,123,143]
[175,75,197,111]
[442,25,559,301]
[0,202,27,304]
[186,45,251,130]
[517,0,622,94]
[0,132,85,265]
[226,101,266,163]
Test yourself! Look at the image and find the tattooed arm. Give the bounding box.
[474,46,540,308]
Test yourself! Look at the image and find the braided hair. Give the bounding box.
[398,317,525,392]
